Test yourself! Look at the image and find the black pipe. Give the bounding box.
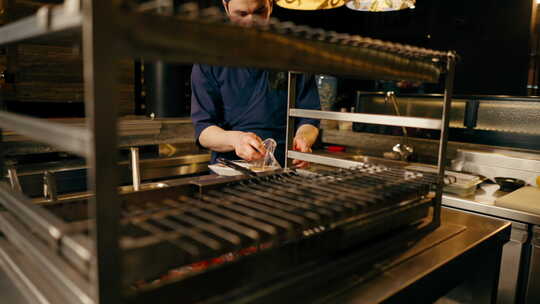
[143,61,188,118]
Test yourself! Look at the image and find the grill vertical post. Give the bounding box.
[434,52,457,226]
[285,72,298,169]
[82,0,121,302]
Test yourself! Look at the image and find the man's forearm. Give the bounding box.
[199,126,244,152]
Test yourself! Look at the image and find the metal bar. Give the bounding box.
[82,0,120,302]
[43,171,58,202]
[0,2,82,46]
[239,183,329,220]
[0,239,68,304]
[272,176,365,211]
[61,234,93,276]
[204,191,293,230]
[289,109,443,130]
[0,126,4,183]
[115,11,443,82]
[220,188,308,226]
[0,111,90,157]
[127,203,243,247]
[130,147,141,191]
[6,167,22,192]
[434,52,457,227]
[128,220,205,257]
[285,72,298,168]
[123,203,224,251]
[257,180,346,215]
[0,212,93,304]
[0,182,69,246]
[179,195,278,237]
[287,150,364,169]
[129,216,223,251]
[161,199,261,242]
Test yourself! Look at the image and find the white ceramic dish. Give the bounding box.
[208,160,278,176]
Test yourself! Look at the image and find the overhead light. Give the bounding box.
[346,0,416,12]
[275,0,346,10]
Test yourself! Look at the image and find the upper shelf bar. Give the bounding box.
[0,2,82,46]
[0,111,90,157]
[0,1,448,82]
[114,10,447,82]
[289,109,443,130]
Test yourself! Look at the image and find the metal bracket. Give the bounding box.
[7,167,21,193]
[285,72,298,169]
[130,147,141,191]
[64,0,82,15]
[43,171,58,202]
[464,99,479,129]
[36,5,53,30]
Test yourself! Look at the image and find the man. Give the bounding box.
[191,0,320,168]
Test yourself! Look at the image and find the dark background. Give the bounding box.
[271,0,534,96]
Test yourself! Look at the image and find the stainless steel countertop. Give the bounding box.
[324,207,511,303]
[443,193,540,225]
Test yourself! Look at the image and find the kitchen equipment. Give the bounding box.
[453,149,540,187]
[441,204,532,304]
[495,177,526,192]
[406,165,482,197]
[0,1,454,303]
[0,163,436,303]
[353,93,540,151]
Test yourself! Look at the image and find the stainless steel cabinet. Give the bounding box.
[524,225,540,303]
[498,221,528,304]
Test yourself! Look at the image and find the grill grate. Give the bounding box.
[119,164,434,282]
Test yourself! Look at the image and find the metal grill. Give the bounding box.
[117,164,434,285]
[137,1,448,62]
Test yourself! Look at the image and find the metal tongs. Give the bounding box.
[216,157,258,177]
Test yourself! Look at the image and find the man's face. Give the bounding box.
[224,0,272,26]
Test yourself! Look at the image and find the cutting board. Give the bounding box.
[495,186,540,214]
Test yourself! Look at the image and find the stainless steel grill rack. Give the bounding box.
[0,1,456,303]
[0,163,435,302]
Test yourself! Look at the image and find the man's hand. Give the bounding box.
[232,132,266,162]
[292,136,312,169]
[292,124,319,169]
[199,127,265,161]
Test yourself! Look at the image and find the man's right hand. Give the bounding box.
[232,132,266,162]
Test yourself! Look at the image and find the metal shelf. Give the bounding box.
[289,109,443,130]
[0,2,446,82]
[0,111,90,157]
[285,53,457,228]
[0,1,81,46]
[0,183,73,246]
[0,1,456,303]
[114,10,445,82]
[287,151,367,169]
[0,212,92,304]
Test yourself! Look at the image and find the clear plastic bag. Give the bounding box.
[248,138,281,170]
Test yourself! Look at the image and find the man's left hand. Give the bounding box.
[292,136,312,169]
[291,124,319,169]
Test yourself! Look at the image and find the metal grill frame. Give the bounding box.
[0,1,456,303]
[284,55,457,229]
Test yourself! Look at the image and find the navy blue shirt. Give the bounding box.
[191,65,321,166]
